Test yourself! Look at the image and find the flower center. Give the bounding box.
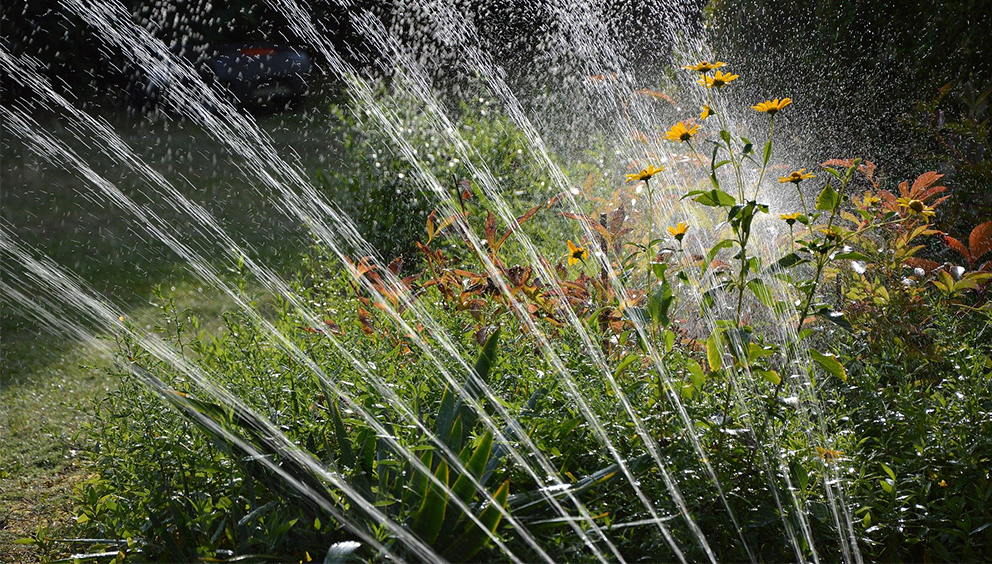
[909,199,925,213]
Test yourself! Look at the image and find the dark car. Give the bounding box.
[127,43,312,113]
[203,44,311,109]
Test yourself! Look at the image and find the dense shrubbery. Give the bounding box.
[68,62,992,563]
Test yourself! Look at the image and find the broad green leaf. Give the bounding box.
[706,331,723,372]
[648,280,674,327]
[810,349,847,382]
[687,360,706,389]
[692,189,737,207]
[762,139,772,165]
[403,450,432,510]
[816,184,841,211]
[756,369,781,386]
[613,353,640,379]
[880,462,896,482]
[775,252,806,269]
[816,309,853,332]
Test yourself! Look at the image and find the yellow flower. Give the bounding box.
[664,121,699,143]
[778,169,815,184]
[751,97,792,116]
[861,193,881,207]
[700,105,714,120]
[667,222,689,241]
[779,212,803,225]
[683,60,726,73]
[818,227,840,241]
[624,164,665,183]
[938,479,948,488]
[815,446,844,463]
[567,240,588,266]
[698,70,739,89]
[896,197,936,219]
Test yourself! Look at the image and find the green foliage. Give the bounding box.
[67,69,992,563]
[318,92,551,264]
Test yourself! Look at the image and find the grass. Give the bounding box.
[0,100,341,560]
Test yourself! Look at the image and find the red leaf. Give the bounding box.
[495,204,541,253]
[387,256,403,276]
[911,171,943,193]
[943,234,971,263]
[485,211,497,250]
[904,257,941,273]
[969,221,992,264]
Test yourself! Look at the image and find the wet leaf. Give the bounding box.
[810,350,847,382]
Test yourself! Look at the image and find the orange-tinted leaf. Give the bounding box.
[485,211,498,249]
[917,184,947,203]
[904,257,941,273]
[943,234,971,263]
[433,212,468,243]
[387,256,403,276]
[546,191,568,209]
[561,212,611,240]
[912,171,943,193]
[635,89,676,104]
[821,158,856,168]
[969,221,992,264]
[426,209,437,243]
[495,205,541,253]
[358,307,374,336]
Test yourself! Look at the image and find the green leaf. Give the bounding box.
[687,360,706,389]
[775,252,806,270]
[706,331,723,372]
[762,139,772,165]
[651,262,668,279]
[444,431,494,532]
[691,189,737,207]
[816,309,853,332]
[756,369,781,386]
[648,279,674,327]
[880,462,896,482]
[663,329,675,353]
[442,480,510,562]
[832,250,870,261]
[403,450,433,511]
[412,459,449,544]
[746,279,776,307]
[435,385,458,449]
[816,184,841,211]
[810,349,847,382]
[330,402,356,469]
[613,353,640,379]
[703,239,736,275]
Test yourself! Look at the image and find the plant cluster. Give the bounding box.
[62,61,992,562]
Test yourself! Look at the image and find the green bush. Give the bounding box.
[69,71,992,562]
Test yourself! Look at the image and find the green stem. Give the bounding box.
[751,117,774,201]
